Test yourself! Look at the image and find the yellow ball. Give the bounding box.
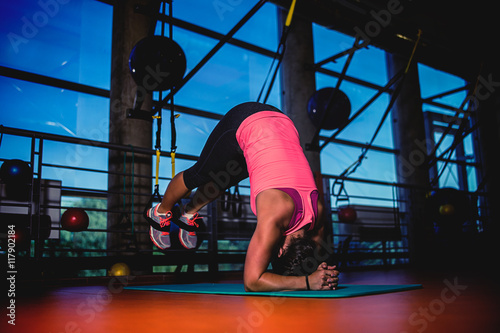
[439,204,455,216]
[109,263,130,277]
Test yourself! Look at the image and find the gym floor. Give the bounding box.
[4,267,499,333]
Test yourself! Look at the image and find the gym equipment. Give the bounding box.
[167,217,206,250]
[0,159,32,184]
[109,262,131,277]
[61,208,89,232]
[332,175,357,223]
[160,0,267,106]
[310,29,423,152]
[439,203,455,216]
[129,35,186,92]
[307,88,351,130]
[221,188,231,212]
[427,188,470,220]
[338,206,357,223]
[257,0,297,103]
[426,188,472,237]
[0,159,32,201]
[1,213,52,251]
[140,3,183,230]
[143,105,180,231]
[125,283,422,298]
[232,184,243,218]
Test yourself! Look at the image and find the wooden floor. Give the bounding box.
[4,267,499,333]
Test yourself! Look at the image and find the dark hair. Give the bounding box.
[271,237,317,276]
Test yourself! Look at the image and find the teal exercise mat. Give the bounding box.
[125,283,422,298]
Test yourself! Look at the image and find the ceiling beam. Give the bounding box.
[269,0,498,82]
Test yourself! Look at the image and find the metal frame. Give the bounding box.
[419,79,483,190]
[311,40,408,153]
[0,1,490,277]
[0,66,109,98]
[156,0,269,109]
[0,125,419,274]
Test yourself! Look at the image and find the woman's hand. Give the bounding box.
[307,262,340,290]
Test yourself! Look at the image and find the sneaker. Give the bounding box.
[149,227,171,250]
[178,213,202,249]
[145,203,179,231]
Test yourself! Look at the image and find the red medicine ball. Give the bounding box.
[338,206,357,223]
[61,208,89,232]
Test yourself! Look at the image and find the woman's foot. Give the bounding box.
[178,212,203,249]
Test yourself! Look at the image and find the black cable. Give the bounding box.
[257,0,297,103]
[257,25,290,104]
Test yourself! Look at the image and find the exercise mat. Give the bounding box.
[125,283,422,298]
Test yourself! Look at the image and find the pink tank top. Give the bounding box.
[236,111,318,235]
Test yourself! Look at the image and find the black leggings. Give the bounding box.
[183,102,281,190]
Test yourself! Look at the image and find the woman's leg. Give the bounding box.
[157,171,190,214]
[157,171,223,215]
[148,102,280,249]
[155,103,280,214]
[184,181,224,214]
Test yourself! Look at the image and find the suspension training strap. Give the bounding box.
[155,148,161,187]
[285,0,297,27]
[257,0,297,103]
[152,114,162,192]
[170,109,179,179]
[169,1,178,180]
[405,29,422,74]
[339,29,423,179]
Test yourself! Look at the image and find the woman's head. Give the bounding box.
[271,236,317,276]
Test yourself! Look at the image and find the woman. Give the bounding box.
[146,102,339,291]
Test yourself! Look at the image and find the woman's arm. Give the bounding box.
[310,197,325,244]
[243,220,304,291]
[243,223,338,291]
[243,190,338,292]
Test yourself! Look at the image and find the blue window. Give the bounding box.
[313,24,396,207]
[1,0,112,89]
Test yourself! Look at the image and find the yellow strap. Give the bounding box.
[171,114,179,178]
[152,113,162,186]
[404,29,423,74]
[170,151,176,178]
[155,149,161,186]
[285,0,297,27]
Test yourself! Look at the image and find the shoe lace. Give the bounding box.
[187,213,200,227]
[160,218,170,229]
[158,209,172,229]
[187,213,199,236]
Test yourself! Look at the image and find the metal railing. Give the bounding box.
[0,125,487,279]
